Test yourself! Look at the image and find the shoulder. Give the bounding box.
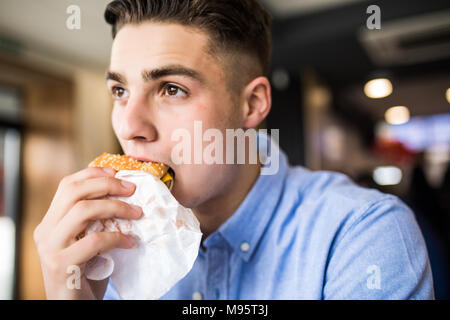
[282,166,402,224]
[286,166,388,204]
[279,167,433,299]
[278,166,421,254]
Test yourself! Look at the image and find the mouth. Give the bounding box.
[128,154,175,180]
[128,155,159,163]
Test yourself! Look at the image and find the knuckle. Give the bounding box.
[88,232,104,248]
[59,175,72,188]
[91,166,107,175]
[103,177,120,193]
[33,225,50,252]
[98,176,111,189]
[35,234,52,257]
[43,253,63,275]
[113,199,128,211]
[73,199,89,212]
[59,178,77,194]
[72,200,91,221]
[106,177,117,189]
[70,179,81,189]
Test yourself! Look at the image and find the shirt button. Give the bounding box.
[240,241,250,252]
[192,291,203,300]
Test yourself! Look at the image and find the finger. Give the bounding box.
[43,167,118,228]
[61,166,117,186]
[48,176,137,227]
[52,199,142,248]
[74,176,136,201]
[52,167,118,205]
[60,232,137,266]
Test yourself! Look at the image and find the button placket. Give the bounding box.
[191,250,207,300]
[207,243,228,300]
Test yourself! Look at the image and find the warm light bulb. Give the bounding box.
[364,78,393,99]
[373,166,402,185]
[384,106,410,125]
[446,88,450,104]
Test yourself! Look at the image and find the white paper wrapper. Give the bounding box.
[83,170,202,300]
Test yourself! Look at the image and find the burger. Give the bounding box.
[88,152,175,190]
[80,152,202,301]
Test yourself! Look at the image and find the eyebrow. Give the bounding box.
[105,64,205,85]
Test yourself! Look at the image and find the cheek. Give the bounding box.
[111,107,118,131]
[186,101,209,120]
[163,102,210,135]
[191,100,235,130]
[111,106,127,149]
[111,106,121,135]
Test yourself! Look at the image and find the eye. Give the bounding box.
[111,86,129,100]
[163,84,188,97]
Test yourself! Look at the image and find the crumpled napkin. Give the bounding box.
[83,170,202,300]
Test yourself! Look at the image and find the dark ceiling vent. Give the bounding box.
[358,10,450,66]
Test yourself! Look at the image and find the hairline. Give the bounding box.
[113,20,263,98]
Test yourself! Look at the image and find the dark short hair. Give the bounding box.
[104,0,272,92]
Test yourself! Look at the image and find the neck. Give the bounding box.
[192,162,262,241]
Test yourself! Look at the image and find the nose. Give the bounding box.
[116,94,157,142]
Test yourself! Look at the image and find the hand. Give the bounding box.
[33,167,143,299]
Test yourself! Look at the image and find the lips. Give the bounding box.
[128,154,175,179]
[128,155,160,163]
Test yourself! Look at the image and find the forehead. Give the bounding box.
[109,22,224,82]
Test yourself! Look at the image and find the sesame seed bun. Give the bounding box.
[88,152,173,190]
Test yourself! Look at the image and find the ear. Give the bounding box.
[241,76,272,129]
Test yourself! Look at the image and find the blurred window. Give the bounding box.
[0,86,22,299]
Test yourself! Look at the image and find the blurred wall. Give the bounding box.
[0,52,118,299]
[73,68,118,167]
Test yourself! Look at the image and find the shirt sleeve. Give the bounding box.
[323,196,435,299]
[103,279,120,300]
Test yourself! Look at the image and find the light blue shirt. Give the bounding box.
[104,132,434,300]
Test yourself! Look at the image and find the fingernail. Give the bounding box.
[126,235,137,247]
[130,204,142,216]
[121,180,135,190]
[102,167,116,175]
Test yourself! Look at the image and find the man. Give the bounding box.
[34,0,434,299]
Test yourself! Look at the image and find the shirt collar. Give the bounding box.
[202,131,288,261]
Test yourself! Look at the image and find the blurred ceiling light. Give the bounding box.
[373,166,402,186]
[364,78,393,99]
[384,106,410,125]
[271,68,290,91]
[446,88,450,103]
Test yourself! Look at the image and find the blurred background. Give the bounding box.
[0,0,448,299]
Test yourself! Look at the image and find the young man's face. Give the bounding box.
[107,22,246,208]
